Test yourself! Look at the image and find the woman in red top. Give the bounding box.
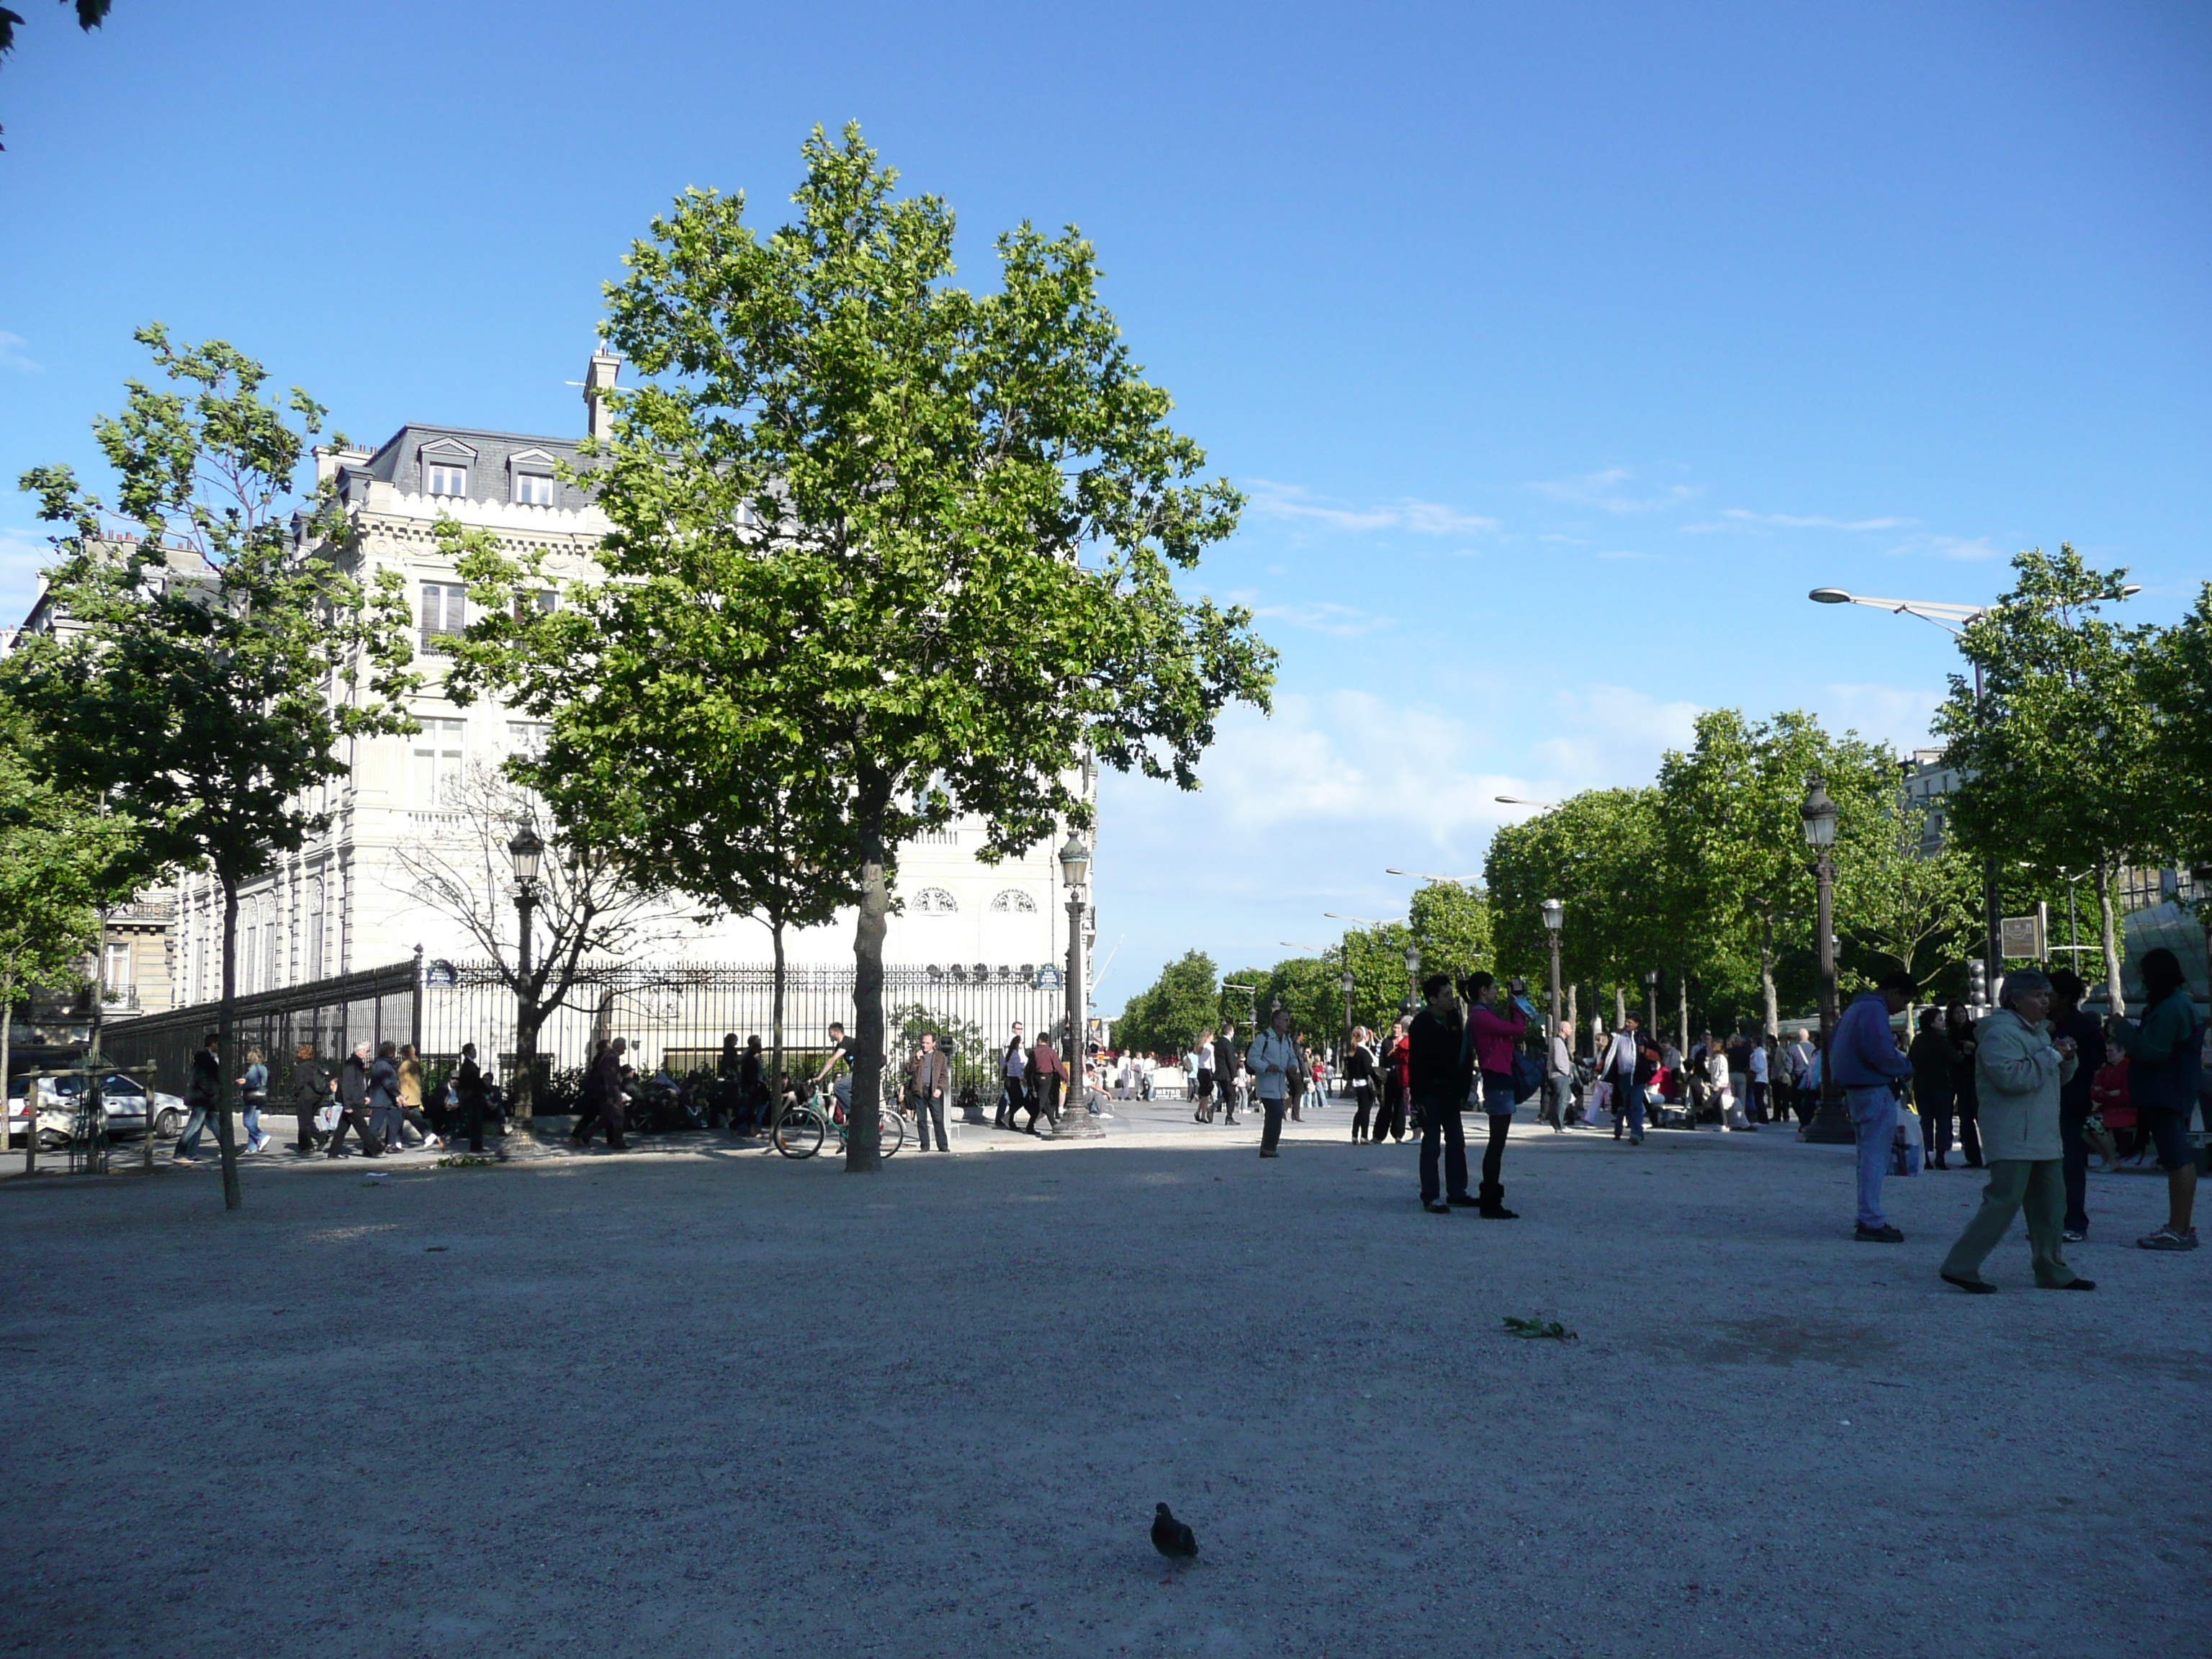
[1376,1018,1411,1143]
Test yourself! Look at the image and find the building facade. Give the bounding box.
[160,351,1088,1002]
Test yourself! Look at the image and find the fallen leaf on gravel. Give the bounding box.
[1503,1316,1578,1341]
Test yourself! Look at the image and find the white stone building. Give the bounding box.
[163,352,1088,1003]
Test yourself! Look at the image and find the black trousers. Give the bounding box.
[1956,1090,1983,1165]
[1259,1094,1287,1151]
[1377,1076,1408,1141]
[2060,1105,2091,1233]
[997,1076,1025,1127]
[294,1100,325,1151]
[1416,1092,1468,1203]
[575,1094,626,1148]
[915,1092,949,1150]
[1030,1076,1061,1130]
[1351,1084,1375,1141]
[1481,1110,1510,1190]
[1918,1083,1954,1159]
[326,1105,382,1156]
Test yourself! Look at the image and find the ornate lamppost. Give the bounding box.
[1644,968,1659,1036]
[1799,777,1852,1143]
[1402,944,1421,1017]
[1053,830,1102,1140]
[1541,897,1565,1060]
[508,824,543,1122]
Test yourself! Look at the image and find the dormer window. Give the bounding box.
[513,472,554,505]
[426,462,469,497]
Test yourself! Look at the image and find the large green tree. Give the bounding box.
[1656,710,1892,1037]
[0,701,137,1139]
[1834,796,1981,992]
[1933,547,2158,1012]
[9,326,416,1208]
[1113,949,1218,1056]
[449,126,1273,1170]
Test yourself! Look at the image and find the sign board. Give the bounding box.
[1035,966,1062,990]
[2000,914,2046,959]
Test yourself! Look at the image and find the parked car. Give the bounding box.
[5,1071,187,1147]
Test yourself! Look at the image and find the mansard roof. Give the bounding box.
[354,423,593,511]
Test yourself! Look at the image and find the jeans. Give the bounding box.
[915,1092,949,1151]
[175,1096,218,1157]
[2059,1106,2090,1233]
[1416,1090,1468,1203]
[1609,1072,1642,1138]
[1542,1074,1571,1129]
[1258,1092,1287,1152]
[1845,1086,1897,1229]
[1941,1159,2076,1286]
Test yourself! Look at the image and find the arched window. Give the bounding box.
[989,889,1038,914]
[912,886,958,915]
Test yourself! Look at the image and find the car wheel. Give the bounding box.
[156,1109,184,1138]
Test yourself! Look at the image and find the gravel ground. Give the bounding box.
[2,1100,2206,1658]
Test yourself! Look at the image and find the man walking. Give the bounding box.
[1599,1015,1645,1143]
[172,1032,223,1163]
[1833,971,1917,1242]
[1541,1018,1573,1133]
[909,1031,952,1152]
[1783,1027,1816,1125]
[1028,1030,1065,1133]
[1214,1023,1241,1126]
[369,1040,405,1149]
[574,1037,629,1149]
[326,1040,384,1157]
[1409,974,1474,1213]
[2046,970,2105,1240]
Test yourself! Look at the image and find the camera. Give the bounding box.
[1508,976,1528,997]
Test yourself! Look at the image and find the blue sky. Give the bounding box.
[2,1,2206,1011]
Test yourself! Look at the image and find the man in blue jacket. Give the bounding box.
[1833,971,1918,1241]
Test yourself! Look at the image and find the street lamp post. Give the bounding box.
[1403,945,1421,1017]
[1799,778,1853,1144]
[1340,966,1355,1085]
[1541,896,1565,1071]
[1054,830,1102,1140]
[1643,968,1659,1037]
[507,825,544,1123]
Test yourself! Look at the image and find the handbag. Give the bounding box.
[315,1104,341,1132]
[1511,1051,1545,1103]
[1890,1110,1924,1177]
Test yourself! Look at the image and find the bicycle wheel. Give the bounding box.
[877,1108,906,1159]
[773,1105,825,1160]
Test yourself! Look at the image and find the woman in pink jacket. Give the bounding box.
[1462,972,1528,1219]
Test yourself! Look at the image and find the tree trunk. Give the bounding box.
[1614,983,1627,1033]
[1758,914,1780,1038]
[216,873,243,1212]
[1564,983,1578,1059]
[769,915,786,1138]
[1677,966,1690,1057]
[846,816,888,1172]
[1,989,14,1173]
[2094,860,2126,1017]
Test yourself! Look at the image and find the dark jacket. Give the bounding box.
[1908,1029,1957,1098]
[369,1056,401,1110]
[290,1059,328,1107]
[455,1057,485,1105]
[908,1048,950,1097]
[1213,1033,1240,1081]
[587,1048,624,1109]
[2051,1010,2105,1115]
[188,1048,221,1105]
[338,1054,369,1110]
[1407,1007,1470,1101]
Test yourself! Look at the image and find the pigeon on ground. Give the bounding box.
[1151,1503,1198,1578]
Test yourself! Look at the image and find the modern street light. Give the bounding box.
[1541,898,1565,1087]
[507,824,544,1123]
[1385,868,1481,884]
[1053,830,1102,1139]
[1809,582,2137,994]
[1402,943,1422,1015]
[1494,795,1557,809]
[1799,777,1852,1144]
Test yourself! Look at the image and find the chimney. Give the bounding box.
[583,347,621,442]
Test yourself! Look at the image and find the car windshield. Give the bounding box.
[101,1074,145,1098]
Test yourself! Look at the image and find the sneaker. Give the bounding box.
[2062,1227,2087,1244]
[1855,1223,1905,1244]
[2137,1226,2200,1251]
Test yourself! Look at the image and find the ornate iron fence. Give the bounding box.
[419,961,1069,1100]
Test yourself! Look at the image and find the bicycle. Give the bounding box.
[771,1086,905,1161]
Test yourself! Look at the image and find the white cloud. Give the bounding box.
[0,527,55,629]
[1529,685,1704,782]
[1821,682,1946,752]
[0,331,40,373]
[1686,508,1917,533]
[1250,600,1395,638]
[1528,467,1702,514]
[1244,478,1500,536]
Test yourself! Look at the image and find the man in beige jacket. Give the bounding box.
[1938,970,2093,1294]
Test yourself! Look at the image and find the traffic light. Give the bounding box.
[1966,960,1988,1004]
